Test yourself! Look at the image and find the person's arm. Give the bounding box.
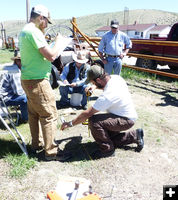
[39,33,63,62]
[120,35,132,59]
[11,73,24,96]
[59,64,69,82]
[120,48,130,59]
[61,106,98,130]
[98,36,108,64]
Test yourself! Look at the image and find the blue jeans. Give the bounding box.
[59,85,87,107]
[104,57,122,75]
[6,94,28,121]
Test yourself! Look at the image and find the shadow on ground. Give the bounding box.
[128,79,178,107]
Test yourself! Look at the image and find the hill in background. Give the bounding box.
[2,9,178,37]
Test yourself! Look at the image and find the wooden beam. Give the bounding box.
[123,64,178,79]
[71,21,101,58]
[131,39,178,47]
[128,53,178,63]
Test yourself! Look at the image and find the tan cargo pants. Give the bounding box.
[22,79,58,156]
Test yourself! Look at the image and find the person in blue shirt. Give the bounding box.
[0,51,28,123]
[98,19,132,75]
[59,50,90,110]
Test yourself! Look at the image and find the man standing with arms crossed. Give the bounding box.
[19,4,70,161]
[98,19,132,75]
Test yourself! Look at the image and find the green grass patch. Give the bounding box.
[122,67,156,80]
[0,49,14,64]
[4,153,37,178]
[121,67,178,85]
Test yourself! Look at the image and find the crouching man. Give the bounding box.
[61,65,144,159]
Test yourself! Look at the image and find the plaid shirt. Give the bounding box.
[0,66,25,102]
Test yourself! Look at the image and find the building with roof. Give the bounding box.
[95,22,171,39]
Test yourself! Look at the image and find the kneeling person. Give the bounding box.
[61,65,144,159]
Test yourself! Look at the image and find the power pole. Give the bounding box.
[1,22,7,48]
[123,7,129,34]
[26,0,30,23]
[123,7,129,25]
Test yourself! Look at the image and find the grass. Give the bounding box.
[4,153,37,178]
[121,67,178,87]
[0,49,14,64]
[121,67,157,80]
[0,121,34,179]
[0,49,177,179]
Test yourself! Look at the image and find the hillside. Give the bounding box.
[2,9,178,37]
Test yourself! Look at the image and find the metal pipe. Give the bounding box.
[26,0,30,23]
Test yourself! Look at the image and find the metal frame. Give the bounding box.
[0,73,28,156]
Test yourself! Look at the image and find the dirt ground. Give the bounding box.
[0,77,178,200]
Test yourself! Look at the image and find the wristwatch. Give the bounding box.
[68,121,73,127]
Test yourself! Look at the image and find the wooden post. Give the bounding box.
[72,17,77,39]
[71,20,101,58]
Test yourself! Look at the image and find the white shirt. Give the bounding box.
[93,75,138,121]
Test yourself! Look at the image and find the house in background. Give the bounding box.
[148,25,171,39]
[95,22,171,39]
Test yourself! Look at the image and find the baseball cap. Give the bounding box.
[110,19,119,28]
[31,4,52,24]
[86,65,104,83]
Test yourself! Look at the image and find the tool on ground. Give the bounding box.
[82,88,92,126]
[79,194,102,200]
[47,183,102,200]
[47,191,101,200]
[47,191,63,200]
[60,116,66,123]
[86,89,92,97]
[82,89,92,135]
[69,180,80,200]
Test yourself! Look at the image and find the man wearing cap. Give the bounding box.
[98,19,132,75]
[58,50,90,110]
[0,50,28,124]
[19,5,70,161]
[61,65,144,159]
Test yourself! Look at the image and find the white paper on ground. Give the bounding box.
[55,175,91,200]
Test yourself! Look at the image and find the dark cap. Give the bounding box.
[110,19,119,28]
[86,65,104,83]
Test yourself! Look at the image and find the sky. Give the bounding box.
[0,0,177,22]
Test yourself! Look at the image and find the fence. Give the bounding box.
[71,17,178,79]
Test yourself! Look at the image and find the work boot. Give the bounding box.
[135,128,144,152]
[45,150,72,162]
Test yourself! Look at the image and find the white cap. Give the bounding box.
[72,51,89,64]
[31,4,52,24]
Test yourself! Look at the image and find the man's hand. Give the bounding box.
[70,82,77,87]
[63,80,69,85]
[55,32,63,41]
[85,85,96,94]
[61,122,70,130]
[102,59,108,64]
